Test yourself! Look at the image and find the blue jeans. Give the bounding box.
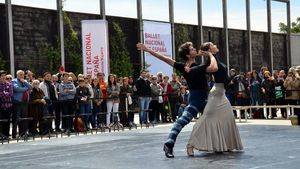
[12,102,28,137]
[166,90,208,146]
[61,100,74,130]
[92,103,101,128]
[80,103,91,129]
[139,97,151,124]
[177,105,185,118]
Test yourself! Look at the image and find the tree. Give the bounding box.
[174,24,190,75]
[175,24,190,62]
[64,13,82,75]
[279,17,300,33]
[38,12,82,75]
[39,40,61,74]
[109,21,133,77]
[0,51,7,71]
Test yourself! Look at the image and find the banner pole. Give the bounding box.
[137,0,144,69]
[100,0,106,20]
[169,0,176,63]
[57,0,65,69]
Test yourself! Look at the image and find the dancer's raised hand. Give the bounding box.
[184,66,191,73]
[136,43,149,52]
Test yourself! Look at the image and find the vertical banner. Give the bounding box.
[143,21,173,77]
[81,20,109,78]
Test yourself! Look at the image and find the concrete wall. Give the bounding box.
[0,4,289,76]
[291,34,300,66]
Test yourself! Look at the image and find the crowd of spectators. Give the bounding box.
[226,66,300,119]
[1,65,300,140]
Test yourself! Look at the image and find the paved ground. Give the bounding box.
[0,120,299,169]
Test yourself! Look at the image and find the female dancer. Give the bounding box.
[186,42,243,156]
[137,42,218,158]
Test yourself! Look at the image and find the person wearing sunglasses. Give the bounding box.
[0,70,13,139]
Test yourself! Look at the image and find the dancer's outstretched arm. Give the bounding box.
[137,43,175,67]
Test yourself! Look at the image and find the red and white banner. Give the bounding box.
[81,20,109,78]
[143,21,173,77]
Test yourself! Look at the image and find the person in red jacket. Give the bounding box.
[160,76,173,122]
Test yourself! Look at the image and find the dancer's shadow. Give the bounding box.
[191,151,249,162]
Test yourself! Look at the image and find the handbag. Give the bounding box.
[127,95,133,105]
[158,96,163,103]
[74,117,85,132]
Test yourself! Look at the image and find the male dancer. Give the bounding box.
[137,42,218,158]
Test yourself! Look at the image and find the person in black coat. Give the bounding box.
[134,70,152,124]
[261,71,276,119]
[75,78,91,129]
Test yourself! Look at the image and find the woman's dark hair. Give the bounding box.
[200,42,213,66]
[62,72,69,77]
[250,70,262,83]
[43,71,51,77]
[178,42,193,61]
[91,78,100,88]
[108,74,116,87]
[200,42,212,52]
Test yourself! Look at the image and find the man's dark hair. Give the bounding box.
[62,72,69,77]
[43,72,51,77]
[140,69,148,74]
[178,42,193,61]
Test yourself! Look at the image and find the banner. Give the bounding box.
[143,21,173,77]
[81,20,109,78]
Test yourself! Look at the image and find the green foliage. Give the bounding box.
[0,51,7,71]
[174,24,189,75]
[38,13,82,75]
[39,41,61,73]
[109,21,133,77]
[279,17,300,33]
[175,24,189,63]
[64,13,82,75]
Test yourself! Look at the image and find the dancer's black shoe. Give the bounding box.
[163,143,174,158]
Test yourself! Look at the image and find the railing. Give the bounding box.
[233,105,300,122]
[1,92,299,144]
